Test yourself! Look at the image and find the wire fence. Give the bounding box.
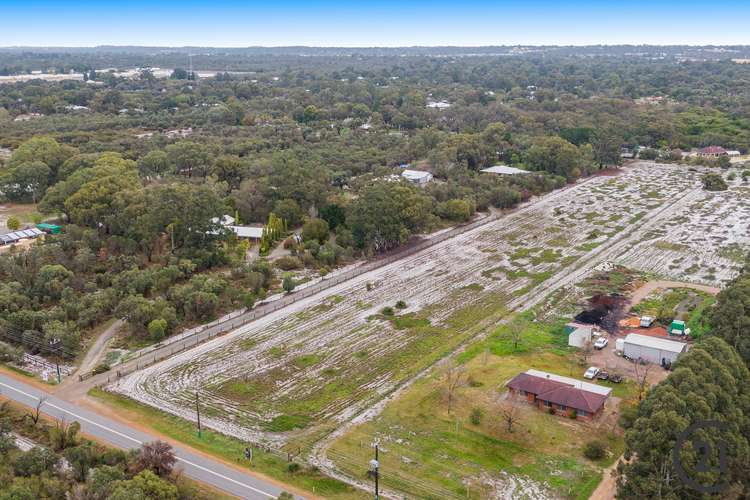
[83,213,500,384]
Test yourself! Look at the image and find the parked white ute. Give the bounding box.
[584,366,600,379]
[594,337,609,350]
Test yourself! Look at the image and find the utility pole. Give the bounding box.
[369,445,379,500]
[195,391,202,437]
[49,338,62,384]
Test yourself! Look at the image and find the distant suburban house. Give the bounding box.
[165,127,193,139]
[401,169,433,186]
[726,150,741,157]
[698,146,728,158]
[623,333,688,365]
[426,100,451,109]
[479,165,531,175]
[210,215,264,240]
[506,369,611,420]
[564,322,593,348]
[13,113,43,122]
[229,226,264,240]
[64,105,89,112]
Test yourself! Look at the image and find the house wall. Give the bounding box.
[508,388,598,420]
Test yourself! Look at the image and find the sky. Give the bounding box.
[2,0,750,47]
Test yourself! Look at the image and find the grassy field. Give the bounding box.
[327,314,634,499]
[89,388,367,499]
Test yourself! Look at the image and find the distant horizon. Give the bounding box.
[3,1,750,47]
[2,43,750,49]
[0,42,750,50]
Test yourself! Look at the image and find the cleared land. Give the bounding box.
[108,163,748,459]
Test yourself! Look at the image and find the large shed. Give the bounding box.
[623,333,688,365]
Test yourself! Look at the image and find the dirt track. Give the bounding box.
[627,280,721,309]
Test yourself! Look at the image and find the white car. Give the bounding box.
[584,366,600,379]
[594,337,609,350]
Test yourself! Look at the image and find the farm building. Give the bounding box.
[479,165,531,175]
[401,169,433,186]
[623,333,688,365]
[506,369,611,420]
[0,227,44,245]
[564,322,593,348]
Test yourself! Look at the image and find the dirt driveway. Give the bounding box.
[627,280,720,310]
[588,339,669,387]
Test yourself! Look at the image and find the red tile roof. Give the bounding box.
[506,373,609,414]
[699,146,726,154]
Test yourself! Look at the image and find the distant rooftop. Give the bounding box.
[480,165,530,175]
[401,169,432,181]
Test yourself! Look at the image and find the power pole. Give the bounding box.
[369,445,379,500]
[195,391,202,437]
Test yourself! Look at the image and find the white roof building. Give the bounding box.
[212,215,236,226]
[426,100,451,109]
[480,165,531,175]
[229,226,264,239]
[401,169,433,185]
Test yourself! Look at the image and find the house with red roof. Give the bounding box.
[505,369,612,420]
[698,146,728,158]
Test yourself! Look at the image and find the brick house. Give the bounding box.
[505,369,611,420]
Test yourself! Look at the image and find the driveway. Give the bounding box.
[587,338,669,387]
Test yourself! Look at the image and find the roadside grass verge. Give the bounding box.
[89,388,366,499]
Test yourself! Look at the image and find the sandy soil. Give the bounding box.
[626,280,720,310]
[108,163,749,450]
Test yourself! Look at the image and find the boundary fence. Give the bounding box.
[82,212,500,384]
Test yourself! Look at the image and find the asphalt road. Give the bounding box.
[0,372,294,500]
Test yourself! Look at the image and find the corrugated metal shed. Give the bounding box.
[623,333,688,364]
[0,228,43,245]
[624,333,686,353]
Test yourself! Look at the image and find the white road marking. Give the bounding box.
[0,380,277,499]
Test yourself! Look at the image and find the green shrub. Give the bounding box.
[395,300,407,309]
[286,462,301,474]
[701,172,728,191]
[469,407,483,426]
[380,306,394,316]
[583,440,606,460]
[275,256,303,271]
